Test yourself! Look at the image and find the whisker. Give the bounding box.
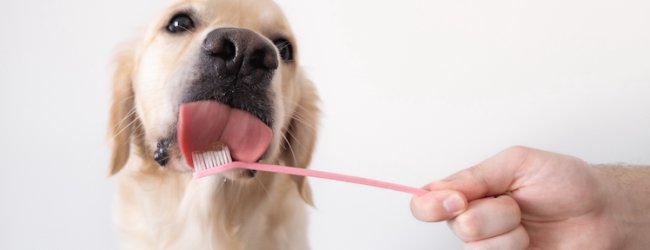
[289,113,317,132]
[130,119,144,134]
[281,133,298,166]
[180,25,195,34]
[110,106,137,132]
[284,127,306,150]
[293,102,318,114]
[110,114,139,140]
[254,177,269,197]
[275,41,290,50]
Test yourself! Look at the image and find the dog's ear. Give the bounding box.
[280,76,320,205]
[108,45,136,175]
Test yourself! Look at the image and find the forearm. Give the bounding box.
[594,164,650,249]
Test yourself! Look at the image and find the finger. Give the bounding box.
[427,146,539,201]
[463,225,529,250]
[448,195,521,242]
[410,190,467,222]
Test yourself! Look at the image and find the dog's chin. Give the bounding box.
[221,168,258,180]
[208,144,280,181]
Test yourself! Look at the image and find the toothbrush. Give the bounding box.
[192,147,427,196]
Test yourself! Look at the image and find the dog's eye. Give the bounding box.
[273,38,293,62]
[167,14,195,33]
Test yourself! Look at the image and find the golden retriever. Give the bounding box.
[108,0,319,249]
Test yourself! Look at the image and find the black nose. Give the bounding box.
[185,28,276,126]
[202,28,278,76]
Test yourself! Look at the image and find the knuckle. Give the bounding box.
[501,145,536,169]
[504,145,532,157]
[453,211,483,241]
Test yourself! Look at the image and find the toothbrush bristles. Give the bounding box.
[192,147,233,171]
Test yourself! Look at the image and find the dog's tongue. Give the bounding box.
[178,101,272,168]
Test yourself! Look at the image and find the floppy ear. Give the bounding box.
[108,46,136,175]
[280,77,320,205]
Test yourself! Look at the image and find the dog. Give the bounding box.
[108,0,319,249]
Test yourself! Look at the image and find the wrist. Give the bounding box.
[594,165,650,249]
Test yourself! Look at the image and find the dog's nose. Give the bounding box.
[203,28,278,75]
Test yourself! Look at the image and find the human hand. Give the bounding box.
[410,146,632,249]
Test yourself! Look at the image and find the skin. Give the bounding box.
[410,146,650,250]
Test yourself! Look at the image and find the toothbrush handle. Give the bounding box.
[194,161,427,196]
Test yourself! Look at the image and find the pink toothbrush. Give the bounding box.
[192,147,427,196]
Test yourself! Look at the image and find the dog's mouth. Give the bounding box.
[177,101,273,169]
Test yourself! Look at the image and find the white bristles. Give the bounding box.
[191,146,233,171]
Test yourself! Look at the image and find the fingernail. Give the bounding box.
[442,194,464,214]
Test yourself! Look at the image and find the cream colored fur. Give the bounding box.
[108,0,319,249]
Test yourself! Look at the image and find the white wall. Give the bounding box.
[1,0,649,249]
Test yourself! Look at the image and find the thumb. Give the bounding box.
[410,189,467,222]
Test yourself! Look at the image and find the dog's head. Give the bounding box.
[109,0,318,201]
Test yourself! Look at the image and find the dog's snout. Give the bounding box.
[187,27,277,127]
[203,28,278,74]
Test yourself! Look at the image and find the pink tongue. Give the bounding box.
[178,101,273,168]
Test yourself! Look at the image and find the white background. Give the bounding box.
[1,0,649,249]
